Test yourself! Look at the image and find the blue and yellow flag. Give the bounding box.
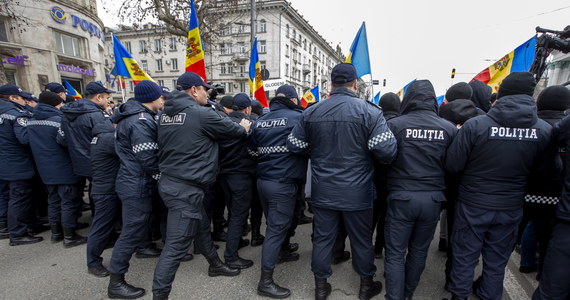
[301,86,319,108]
[249,38,268,107]
[185,0,207,80]
[112,35,154,85]
[396,79,416,100]
[345,22,371,78]
[373,92,380,105]
[63,79,81,100]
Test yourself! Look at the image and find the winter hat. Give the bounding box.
[39,90,63,107]
[445,82,473,102]
[379,92,400,113]
[232,93,252,110]
[220,95,234,109]
[134,80,163,103]
[537,85,570,111]
[439,99,479,125]
[497,72,536,99]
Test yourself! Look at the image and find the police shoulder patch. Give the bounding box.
[255,117,288,129]
[17,117,28,127]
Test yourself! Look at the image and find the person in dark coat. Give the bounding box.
[0,84,42,246]
[378,92,401,120]
[469,80,492,113]
[444,82,473,103]
[28,91,86,247]
[287,63,397,300]
[383,80,457,300]
[445,72,561,300]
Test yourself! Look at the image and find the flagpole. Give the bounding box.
[120,77,126,103]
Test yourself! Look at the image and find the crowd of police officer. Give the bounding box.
[2,62,570,300]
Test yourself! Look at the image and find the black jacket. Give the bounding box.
[446,94,559,210]
[553,115,570,222]
[59,98,111,177]
[250,97,308,184]
[90,122,119,195]
[28,104,81,185]
[157,90,247,187]
[0,98,34,181]
[111,101,160,199]
[287,87,398,211]
[218,111,256,176]
[387,80,457,194]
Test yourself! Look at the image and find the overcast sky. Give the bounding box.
[98,0,569,96]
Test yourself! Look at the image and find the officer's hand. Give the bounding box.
[239,118,252,132]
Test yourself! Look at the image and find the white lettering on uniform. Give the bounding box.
[488,126,539,141]
[160,113,186,125]
[403,128,445,141]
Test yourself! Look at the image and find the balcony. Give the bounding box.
[233,53,249,62]
[302,64,311,74]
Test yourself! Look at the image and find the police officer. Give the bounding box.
[0,84,42,246]
[218,93,256,269]
[445,72,560,300]
[152,72,249,300]
[106,80,164,299]
[287,63,397,300]
[44,82,67,100]
[28,91,86,247]
[87,120,120,278]
[250,85,307,298]
[383,80,457,300]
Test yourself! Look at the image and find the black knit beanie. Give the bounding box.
[537,85,570,111]
[445,82,473,102]
[497,72,536,99]
[379,92,400,113]
[39,90,63,107]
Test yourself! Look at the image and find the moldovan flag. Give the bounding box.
[185,0,207,80]
[301,86,319,107]
[472,36,536,92]
[248,38,268,107]
[396,79,416,100]
[345,22,371,78]
[63,79,81,99]
[112,35,154,85]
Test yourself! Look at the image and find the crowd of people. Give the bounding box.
[1,62,570,300]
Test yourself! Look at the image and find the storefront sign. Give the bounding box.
[263,79,287,91]
[50,6,105,41]
[57,64,96,76]
[2,55,28,66]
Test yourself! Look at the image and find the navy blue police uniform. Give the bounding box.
[383,80,457,300]
[445,90,559,300]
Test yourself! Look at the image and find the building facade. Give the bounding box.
[0,0,107,95]
[547,51,570,87]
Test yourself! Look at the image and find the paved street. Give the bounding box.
[0,211,538,300]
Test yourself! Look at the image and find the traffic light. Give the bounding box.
[451,68,456,79]
[383,79,386,87]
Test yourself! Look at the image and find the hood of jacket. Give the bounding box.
[487,94,538,127]
[32,103,62,120]
[399,80,438,115]
[469,80,492,112]
[163,90,197,116]
[60,98,104,121]
[110,100,155,123]
[92,120,116,137]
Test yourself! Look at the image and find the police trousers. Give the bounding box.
[87,193,121,268]
[219,173,253,260]
[8,180,34,237]
[46,183,83,228]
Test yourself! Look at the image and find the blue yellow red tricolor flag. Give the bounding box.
[345,22,371,78]
[63,79,81,99]
[248,38,268,107]
[472,36,536,93]
[185,0,207,80]
[301,86,319,108]
[396,79,416,100]
[112,35,154,85]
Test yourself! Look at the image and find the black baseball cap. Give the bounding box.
[85,81,116,96]
[177,72,214,90]
[0,84,28,97]
[331,63,357,84]
[45,82,67,94]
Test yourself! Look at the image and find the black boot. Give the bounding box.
[206,254,241,277]
[63,227,87,248]
[50,223,63,242]
[107,273,146,299]
[0,221,9,239]
[153,292,169,300]
[9,234,43,246]
[358,276,382,300]
[257,269,291,299]
[315,277,331,300]
[135,245,162,258]
[251,226,265,247]
[226,256,254,269]
[277,250,299,264]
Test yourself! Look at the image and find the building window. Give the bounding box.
[285,63,289,77]
[154,39,161,52]
[170,58,178,70]
[227,64,233,74]
[220,63,227,74]
[129,81,134,92]
[227,82,233,93]
[5,71,16,85]
[259,20,267,33]
[259,40,266,53]
[286,24,289,38]
[220,24,232,36]
[238,42,245,53]
[54,31,81,57]
[239,63,246,74]
[124,41,132,53]
[0,19,7,42]
[169,37,177,51]
[260,60,266,71]
[139,40,147,53]
[238,24,246,34]
[141,60,149,73]
[285,44,289,57]
[172,79,177,89]
[240,82,245,93]
[156,59,163,71]
[158,79,164,86]
[293,29,296,40]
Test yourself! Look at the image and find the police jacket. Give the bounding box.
[249,97,307,184]
[445,94,558,210]
[0,98,34,181]
[218,111,256,176]
[553,115,570,222]
[387,80,457,194]
[90,122,119,195]
[28,103,81,185]
[157,90,247,187]
[60,98,111,177]
[287,87,398,211]
[111,101,160,199]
